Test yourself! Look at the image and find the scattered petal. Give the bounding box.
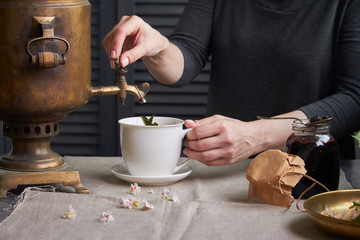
[120,195,154,210]
[137,199,154,210]
[63,204,77,220]
[161,188,180,203]
[99,211,114,223]
[130,183,141,195]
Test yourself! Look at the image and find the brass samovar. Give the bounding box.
[0,0,149,198]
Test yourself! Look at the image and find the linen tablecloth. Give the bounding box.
[0,156,353,240]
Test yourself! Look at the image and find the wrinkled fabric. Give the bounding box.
[0,156,352,240]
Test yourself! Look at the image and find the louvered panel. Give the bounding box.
[54,134,99,145]
[135,2,185,38]
[52,0,101,156]
[91,47,99,58]
[135,60,211,77]
[134,0,210,122]
[134,104,206,117]
[54,123,99,134]
[91,69,100,85]
[142,16,181,26]
[145,93,207,103]
[61,112,99,124]
[136,61,211,71]
[136,0,188,3]
[91,58,100,69]
[91,26,99,36]
[141,83,208,94]
[68,102,99,114]
[135,4,185,16]
[52,145,99,156]
[0,122,11,154]
[136,71,210,83]
[53,133,99,151]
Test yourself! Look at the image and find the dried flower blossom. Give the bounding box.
[130,183,141,195]
[99,211,114,223]
[147,189,154,194]
[120,195,154,210]
[63,204,77,220]
[161,188,180,203]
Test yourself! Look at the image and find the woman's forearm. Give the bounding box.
[142,41,184,85]
[258,110,308,151]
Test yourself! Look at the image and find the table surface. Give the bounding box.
[340,159,360,189]
[0,156,358,240]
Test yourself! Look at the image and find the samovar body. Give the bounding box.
[0,0,91,123]
[0,0,149,197]
[0,0,92,171]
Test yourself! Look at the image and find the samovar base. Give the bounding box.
[0,121,65,171]
[0,162,89,200]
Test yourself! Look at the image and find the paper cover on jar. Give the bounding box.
[246,149,307,207]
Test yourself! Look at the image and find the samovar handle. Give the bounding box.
[26,16,70,68]
[26,36,70,68]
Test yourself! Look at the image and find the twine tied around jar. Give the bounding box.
[278,171,330,212]
[246,149,330,209]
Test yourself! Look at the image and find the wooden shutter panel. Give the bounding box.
[50,0,102,156]
[133,0,210,120]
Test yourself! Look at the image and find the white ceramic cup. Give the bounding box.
[118,116,191,176]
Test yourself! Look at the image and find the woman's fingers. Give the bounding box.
[102,15,168,68]
[183,115,261,165]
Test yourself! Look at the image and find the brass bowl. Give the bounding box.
[303,190,360,238]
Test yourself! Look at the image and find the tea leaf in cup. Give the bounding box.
[353,132,360,147]
[140,115,158,126]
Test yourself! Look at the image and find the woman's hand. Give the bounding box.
[183,115,269,166]
[102,15,169,68]
[183,111,306,166]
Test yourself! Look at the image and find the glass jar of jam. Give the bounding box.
[285,119,340,198]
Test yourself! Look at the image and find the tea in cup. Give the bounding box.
[118,116,191,176]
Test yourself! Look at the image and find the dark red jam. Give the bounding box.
[286,121,340,199]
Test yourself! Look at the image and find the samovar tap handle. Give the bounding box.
[90,59,150,105]
[114,59,149,105]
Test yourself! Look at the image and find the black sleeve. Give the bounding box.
[168,0,215,87]
[299,0,360,138]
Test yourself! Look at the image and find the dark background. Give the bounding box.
[0,0,358,158]
[0,0,210,157]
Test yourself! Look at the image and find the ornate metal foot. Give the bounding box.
[0,162,89,201]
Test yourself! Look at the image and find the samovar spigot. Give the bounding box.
[114,60,150,105]
[91,60,150,105]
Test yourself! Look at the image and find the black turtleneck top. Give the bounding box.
[169,0,360,158]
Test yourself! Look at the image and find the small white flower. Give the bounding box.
[130,183,141,195]
[120,195,154,210]
[161,188,180,203]
[63,204,77,220]
[99,211,114,223]
[135,199,154,210]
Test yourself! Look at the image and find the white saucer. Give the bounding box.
[111,164,192,186]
